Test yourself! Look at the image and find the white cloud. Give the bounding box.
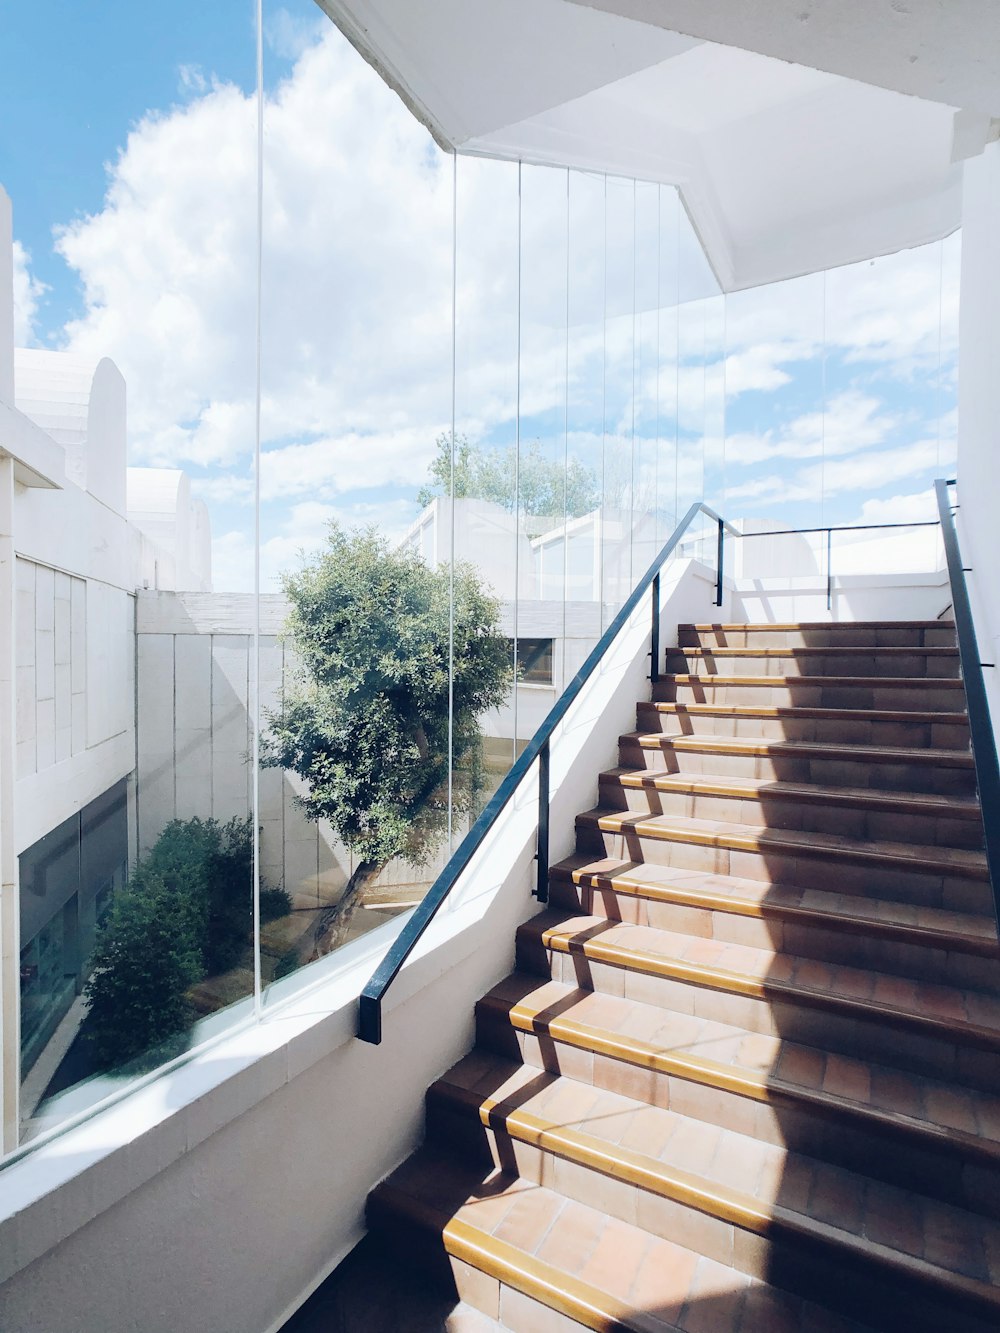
[11,240,47,346]
[728,438,943,507]
[726,391,896,468]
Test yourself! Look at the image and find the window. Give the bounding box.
[514,638,554,685]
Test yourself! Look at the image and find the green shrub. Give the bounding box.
[83,815,282,1070]
[83,866,204,1068]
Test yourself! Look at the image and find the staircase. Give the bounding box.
[366,620,1000,1333]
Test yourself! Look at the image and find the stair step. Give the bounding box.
[635,700,968,747]
[598,769,984,850]
[576,805,992,879]
[369,1149,879,1333]
[547,856,998,974]
[513,913,1000,1082]
[677,622,956,650]
[475,979,1000,1196]
[663,647,961,680]
[654,674,966,712]
[621,732,977,797]
[425,1054,1000,1332]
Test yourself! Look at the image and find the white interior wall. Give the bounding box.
[957,139,1000,730]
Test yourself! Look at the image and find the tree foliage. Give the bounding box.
[263,524,511,950]
[417,432,600,518]
[83,817,290,1069]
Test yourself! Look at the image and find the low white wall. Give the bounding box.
[0,559,723,1333]
[958,139,1000,735]
[731,570,951,625]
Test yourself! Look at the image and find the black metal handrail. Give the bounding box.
[357,501,737,1043]
[935,478,1000,930]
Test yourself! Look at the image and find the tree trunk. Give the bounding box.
[306,858,382,961]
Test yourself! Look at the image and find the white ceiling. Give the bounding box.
[314,0,987,289]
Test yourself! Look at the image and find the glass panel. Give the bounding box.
[5,5,258,1145]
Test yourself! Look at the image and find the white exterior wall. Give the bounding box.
[957,139,1000,732]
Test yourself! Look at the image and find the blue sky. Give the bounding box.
[2,2,959,592]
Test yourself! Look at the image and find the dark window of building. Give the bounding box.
[19,780,129,1075]
[513,638,554,685]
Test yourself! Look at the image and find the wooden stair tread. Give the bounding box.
[430,1053,1000,1311]
[644,701,967,724]
[659,674,965,689]
[519,911,1000,1043]
[372,1149,877,1333]
[602,768,982,820]
[667,647,959,657]
[680,622,954,632]
[627,731,975,766]
[579,808,989,879]
[478,978,1000,1161]
[549,855,998,953]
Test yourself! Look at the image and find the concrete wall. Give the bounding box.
[957,138,1000,730]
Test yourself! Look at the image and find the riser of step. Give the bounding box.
[597,776,984,851]
[634,702,969,750]
[574,823,992,917]
[664,648,961,679]
[619,736,978,797]
[547,878,1000,995]
[654,676,967,712]
[677,624,956,650]
[495,951,1000,1094]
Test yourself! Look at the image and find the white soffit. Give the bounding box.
[565,0,1000,118]
[314,0,966,289]
[314,0,702,145]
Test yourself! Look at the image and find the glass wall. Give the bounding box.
[0,0,960,1159]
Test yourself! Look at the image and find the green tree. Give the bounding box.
[263,524,511,954]
[418,432,600,518]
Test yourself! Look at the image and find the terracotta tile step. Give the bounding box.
[474,979,1000,1207]
[663,648,961,681]
[576,808,989,882]
[676,623,955,650]
[546,857,1000,990]
[620,732,977,798]
[634,700,968,748]
[597,769,984,851]
[513,913,1000,1080]
[368,1148,878,1333]
[653,675,966,715]
[424,1054,1000,1330]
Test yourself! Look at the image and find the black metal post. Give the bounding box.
[826,528,833,611]
[715,518,724,607]
[650,573,660,684]
[535,739,550,902]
